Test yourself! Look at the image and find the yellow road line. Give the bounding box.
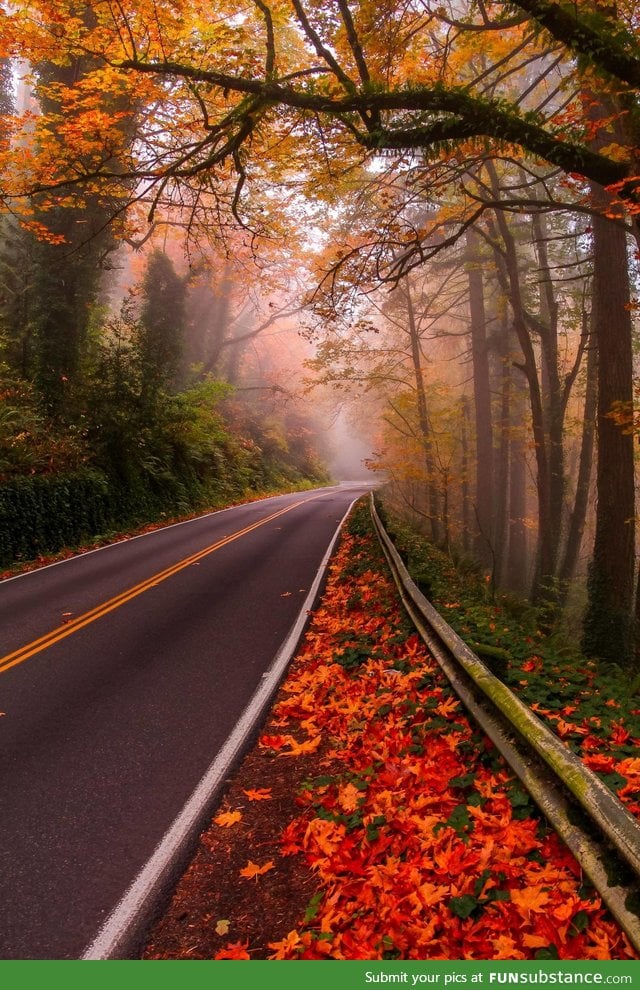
[0,497,313,676]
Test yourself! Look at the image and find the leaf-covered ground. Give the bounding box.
[143,503,638,961]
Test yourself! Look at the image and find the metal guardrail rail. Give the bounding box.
[370,495,640,953]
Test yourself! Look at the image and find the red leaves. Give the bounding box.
[196,521,637,962]
[213,940,250,959]
[258,734,289,751]
[268,930,302,959]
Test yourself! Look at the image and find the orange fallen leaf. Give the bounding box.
[280,734,322,756]
[214,809,242,828]
[214,940,250,960]
[268,929,302,959]
[522,933,552,949]
[337,782,360,812]
[239,860,275,879]
[243,788,272,801]
[510,887,551,915]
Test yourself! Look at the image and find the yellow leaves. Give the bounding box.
[522,933,552,949]
[215,919,230,936]
[239,860,275,880]
[18,219,67,245]
[260,731,321,756]
[491,934,526,960]
[598,142,631,164]
[214,809,243,828]
[435,696,460,717]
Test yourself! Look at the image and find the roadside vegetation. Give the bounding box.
[0,249,331,568]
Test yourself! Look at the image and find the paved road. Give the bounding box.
[0,484,370,959]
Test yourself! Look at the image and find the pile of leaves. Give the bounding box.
[143,502,637,961]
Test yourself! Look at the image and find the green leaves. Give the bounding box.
[448,894,478,919]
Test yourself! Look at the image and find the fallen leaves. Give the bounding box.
[259,732,321,756]
[243,788,272,801]
[268,929,302,959]
[510,887,552,916]
[213,940,250,960]
[214,809,242,828]
[239,860,275,880]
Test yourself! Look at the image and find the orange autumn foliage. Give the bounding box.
[239,861,275,880]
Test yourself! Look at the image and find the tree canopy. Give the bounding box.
[1,0,639,250]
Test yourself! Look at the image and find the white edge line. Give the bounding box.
[2,485,344,585]
[81,495,360,961]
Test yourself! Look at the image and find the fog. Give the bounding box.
[326,412,378,483]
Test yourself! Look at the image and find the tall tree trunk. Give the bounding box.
[485,193,554,596]
[532,211,564,572]
[405,282,442,543]
[466,228,494,569]
[492,314,512,588]
[559,323,597,586]
[506,373,529,595]
[582,200,636,664]
[460,396,471,555]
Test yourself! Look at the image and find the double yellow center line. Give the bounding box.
[0,498,312,677]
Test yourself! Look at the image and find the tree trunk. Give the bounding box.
[405,282,442,543]
[582,200,636,664]
[532,211,564,572]
[559,323,597,586]
[460,396,471,555]
[485,193,554,596]
[466,228,494,569]
[506,372,529,595]
[493,319,511,589]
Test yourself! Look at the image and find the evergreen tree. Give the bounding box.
[138,250,186,391]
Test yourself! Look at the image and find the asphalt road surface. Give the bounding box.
[0,484,370,959]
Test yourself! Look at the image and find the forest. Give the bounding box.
[0,0,639,666]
